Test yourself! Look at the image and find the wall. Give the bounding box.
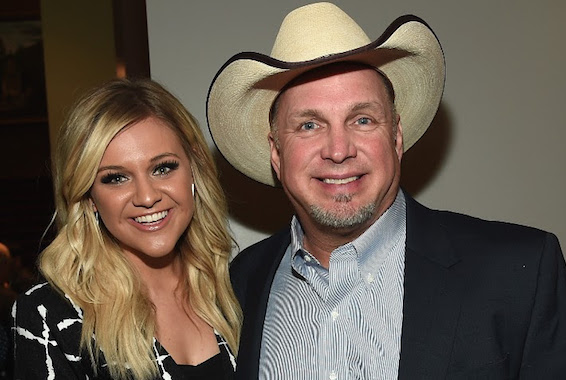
[146,0,566,252]
[40,0,117,149]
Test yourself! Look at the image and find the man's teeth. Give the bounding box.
[134,211,168,223]
[323,176,358,185]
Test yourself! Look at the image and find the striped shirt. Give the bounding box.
[259,191,407,380]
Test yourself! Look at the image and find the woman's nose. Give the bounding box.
[132,178,162,208]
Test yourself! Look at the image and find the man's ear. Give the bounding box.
[395,116,404,162]
[268,133,281,180]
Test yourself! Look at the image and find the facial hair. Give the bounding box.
[309,193,376,229]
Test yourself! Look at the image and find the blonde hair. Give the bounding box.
[40,78,241,379]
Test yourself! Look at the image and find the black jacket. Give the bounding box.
[231,194,566,379]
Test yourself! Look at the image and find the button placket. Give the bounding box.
[331,309,339,321]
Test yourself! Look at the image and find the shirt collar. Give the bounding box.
[289,189,406,284]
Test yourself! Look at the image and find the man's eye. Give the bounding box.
[301,121,317,130]
[357,117,372,125]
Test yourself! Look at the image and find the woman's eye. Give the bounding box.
[301,121,318,131]
[153,161,180,176]
[101,173,127,184]
[155,166,171,175]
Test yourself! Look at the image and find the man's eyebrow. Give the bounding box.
[350,102,385,113]
[289,109,324,119]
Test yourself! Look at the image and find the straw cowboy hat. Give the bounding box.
[207,2,445,186]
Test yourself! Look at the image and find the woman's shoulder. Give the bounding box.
[17,281,71,305]
[17,281,56,299]
[14,282,83,327]
[13,284,94,378]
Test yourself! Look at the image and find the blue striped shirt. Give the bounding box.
[259,191,407,380]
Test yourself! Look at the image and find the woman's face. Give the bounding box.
[90,117,194,265]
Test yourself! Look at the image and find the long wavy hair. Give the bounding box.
[40,78,241,379]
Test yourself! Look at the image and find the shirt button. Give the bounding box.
[331,309,339,321]
[304,254,312,262]
[329,371,337,380]
[366,273,374,283]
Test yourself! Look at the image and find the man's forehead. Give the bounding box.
[270,62,396,126]
[290,62,379,86]
[280,62,395,101]
[286,101,390,118]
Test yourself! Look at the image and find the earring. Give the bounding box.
[94,211,99,225]
[191,183,195,198]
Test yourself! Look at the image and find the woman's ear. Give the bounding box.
[90,199,98,212]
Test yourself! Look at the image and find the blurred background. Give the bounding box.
[0,1,149,377]
[146,0,566,252]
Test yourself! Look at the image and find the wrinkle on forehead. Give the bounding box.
[270,62,396,132]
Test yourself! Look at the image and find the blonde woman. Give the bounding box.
[12,78,241,379]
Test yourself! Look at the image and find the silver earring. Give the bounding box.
[94,211,99,225]
[191,183,195,197]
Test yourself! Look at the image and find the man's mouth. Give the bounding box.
[322,176,360,185]
[134,210,168,224]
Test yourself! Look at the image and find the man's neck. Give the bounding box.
[297,191,401,268]
[300,220,372,268]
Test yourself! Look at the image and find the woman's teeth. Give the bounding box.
[134,210,168,224]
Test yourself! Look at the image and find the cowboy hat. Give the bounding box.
[207,2,445,186]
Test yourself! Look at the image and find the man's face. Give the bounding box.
[269,63,403,236]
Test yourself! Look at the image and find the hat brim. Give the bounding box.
[207,15,445,186]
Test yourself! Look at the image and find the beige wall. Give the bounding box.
[41,0,117,150]
[146,0,566,252]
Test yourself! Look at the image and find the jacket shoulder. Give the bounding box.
[230,227,291,274]
[406,194,562,265]
[436,208,552,244]
[409,194,552,243]
[229,227,291,304]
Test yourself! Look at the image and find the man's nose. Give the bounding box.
[320,125,357,163]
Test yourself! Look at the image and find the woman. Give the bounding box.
[12,78,241,379]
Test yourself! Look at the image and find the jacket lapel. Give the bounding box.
[398,194,463,379]
[235,229,291,380]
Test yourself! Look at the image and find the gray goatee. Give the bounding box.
[309,194,375,229]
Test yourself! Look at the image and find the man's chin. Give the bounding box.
[309,203,376,230]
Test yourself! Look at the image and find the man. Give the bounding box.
[207,3,566,379]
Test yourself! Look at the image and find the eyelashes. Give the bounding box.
[100,172,126,184]
[99,160,181,185]
[155,160,180,174]
[157,160,179,170]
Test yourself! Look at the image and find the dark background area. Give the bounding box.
[0,1,150,378]
[0,0,52,275]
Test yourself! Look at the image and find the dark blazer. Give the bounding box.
[230,194,566,379]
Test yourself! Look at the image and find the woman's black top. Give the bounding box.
[12,282,235,379]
